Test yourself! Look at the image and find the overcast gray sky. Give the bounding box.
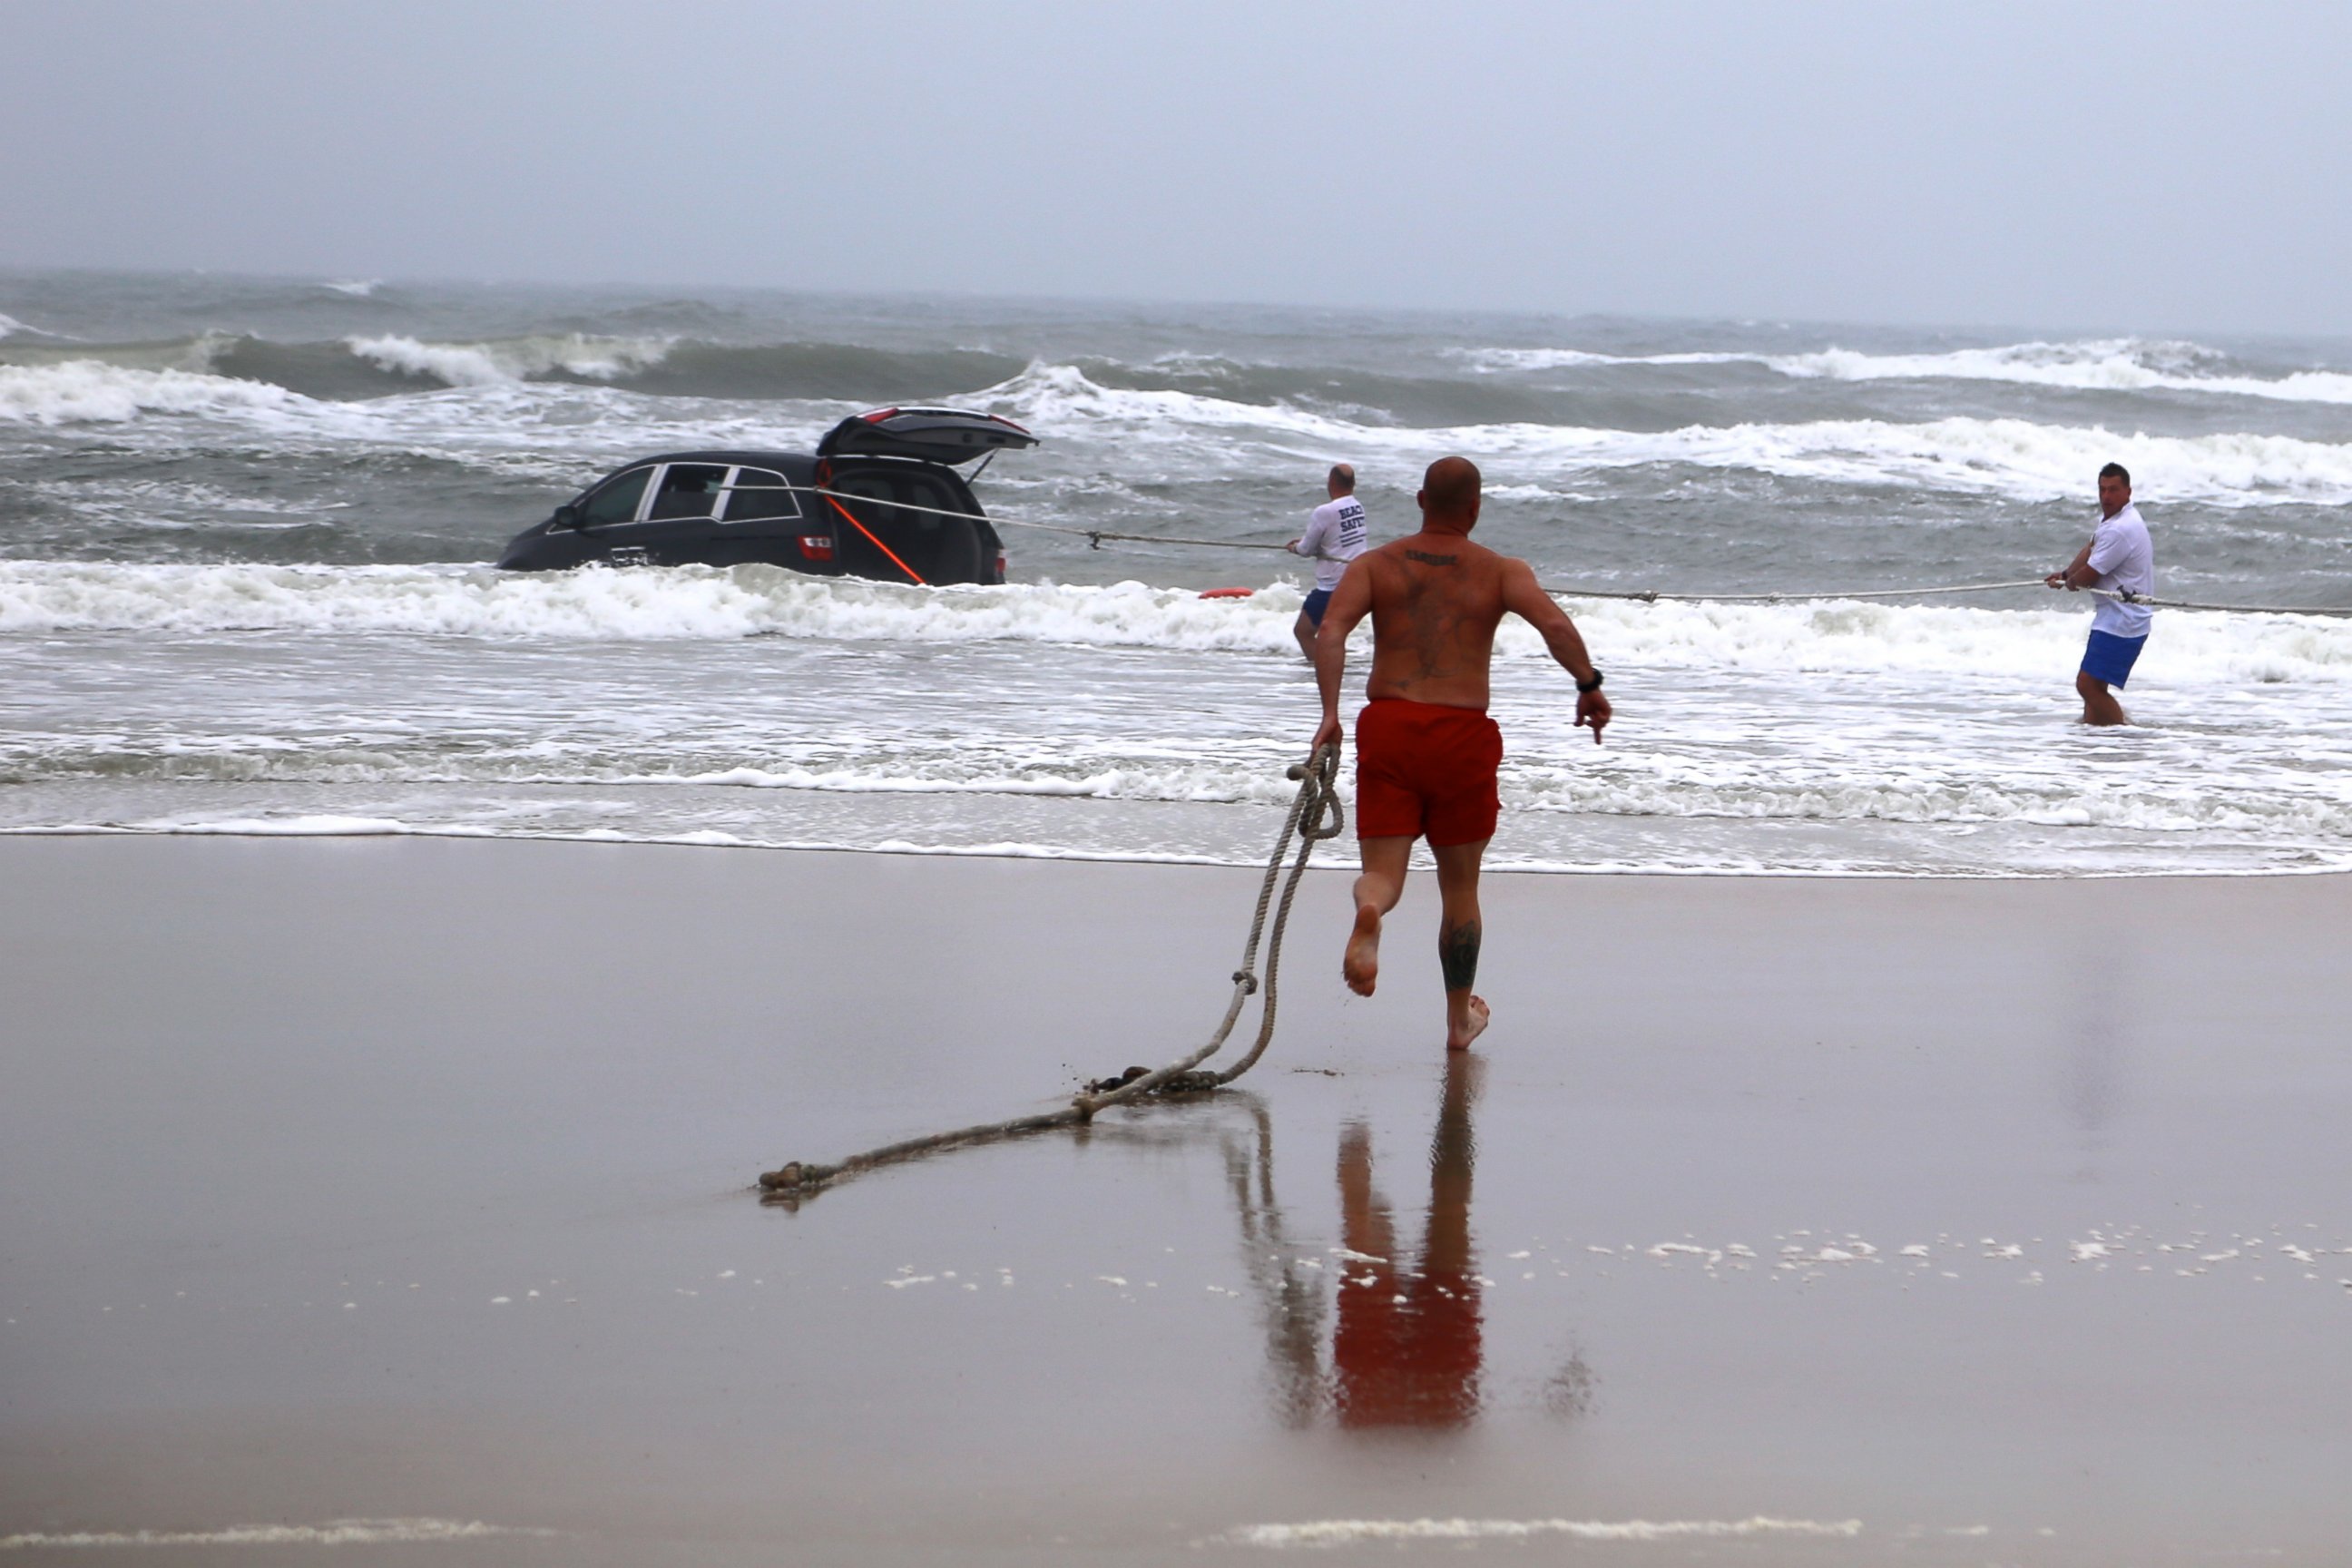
[6,1,2349,334]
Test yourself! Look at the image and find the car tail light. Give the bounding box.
[995,553,1007,581]
[799,534,835,562]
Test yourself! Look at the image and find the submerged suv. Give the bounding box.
[495,407,1035,584]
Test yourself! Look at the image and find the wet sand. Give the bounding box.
[4,837,2350,1565]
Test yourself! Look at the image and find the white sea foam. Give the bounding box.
[1457,338,2352,405]
[5,819,1243,866]
[0,1517,553,1550]
[127,814,428,836]
[1453,347,1759,371]
[652,763,1307,807]
[0,361,306,426]
[18,746,2347,843]
[0,312,81,343]
[1512,765,2352,840]
[321,278,382,298]
[0,563,1313,647]
[1562,593,2352,681]
[12,351,2352,509]
[988,363,2352,506]
[1772,339,2352,405]
[6,563,2352,682]
[1217,1514,1864,1548]
[346,333,674,387]
[0,358,823,467]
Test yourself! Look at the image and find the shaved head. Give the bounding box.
[1419,456,1481,522]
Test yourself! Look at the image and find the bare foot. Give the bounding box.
[1343,904,1382,995]
[1446,995,1490,1053]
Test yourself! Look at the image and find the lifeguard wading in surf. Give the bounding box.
[2044,461,2154,726]
[1310,456,1610,1052]
[1286,464,1370,660]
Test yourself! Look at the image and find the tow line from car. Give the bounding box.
[731,482,2352,618]
[720,481,1326,561]
[814,490,934,585]
[756,741,1344,1206]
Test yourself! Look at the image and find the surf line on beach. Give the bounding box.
[757,744,1344,1202]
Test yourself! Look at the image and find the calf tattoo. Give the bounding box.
[1439,916,1482,993]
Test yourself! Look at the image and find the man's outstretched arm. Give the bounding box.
[1311,562,1374,752]
[1501,561,1611,742]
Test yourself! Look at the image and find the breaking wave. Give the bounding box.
[0,360,305,426]
[0,1517,554,1550]
[1217,1515,1865,1548]
[10,350,2352,510]
[1458,337,2352,405]
[0,332,1026,404]
[988,362,2352,505]
[346,332,676,387]
[5,561,2351,681]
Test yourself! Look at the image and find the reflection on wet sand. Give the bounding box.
[1224,1095,1328,1428]
[1227,1057,1489,1429]
[1335,1056,1483,1428]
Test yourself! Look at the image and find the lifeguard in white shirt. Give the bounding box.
[2045,461,2155,726]
[1288,464,1371,660]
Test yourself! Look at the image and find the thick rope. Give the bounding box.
[2096,589,2352,617]
[1542,579,2352,616]
[756,743,1345,1200]
[720,482,1311,554]
[1544,578,2053,603]
[718,484,2352,616]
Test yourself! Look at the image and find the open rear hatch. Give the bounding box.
[816,407,1037,465]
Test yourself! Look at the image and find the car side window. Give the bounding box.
[723,467,800,524]
[647,464,730,522]
[579,466,653,526]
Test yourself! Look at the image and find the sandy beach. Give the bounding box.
[5,836,2350,1565]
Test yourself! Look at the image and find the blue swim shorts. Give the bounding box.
[2082,629,2147,688]
[1301,587,1335,625]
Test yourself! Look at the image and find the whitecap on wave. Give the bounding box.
[12,351,2352,512]
[976,363,2352,506]
[1455,336,2352,405]
[345,332,676,387]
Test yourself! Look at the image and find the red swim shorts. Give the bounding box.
[1353,699,1504,848]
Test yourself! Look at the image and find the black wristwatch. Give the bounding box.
[1575,669,1604,693]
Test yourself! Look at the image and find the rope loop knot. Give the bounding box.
[757,740,1348,1200]
[1294,741,1346,844]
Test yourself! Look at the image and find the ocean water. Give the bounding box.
[5,269,2352,876]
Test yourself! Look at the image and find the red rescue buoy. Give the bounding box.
[1199,587,1255,599]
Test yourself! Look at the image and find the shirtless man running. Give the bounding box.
[1310,456,1610,1051]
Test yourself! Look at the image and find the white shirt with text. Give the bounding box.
[1293,495,1368,592]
